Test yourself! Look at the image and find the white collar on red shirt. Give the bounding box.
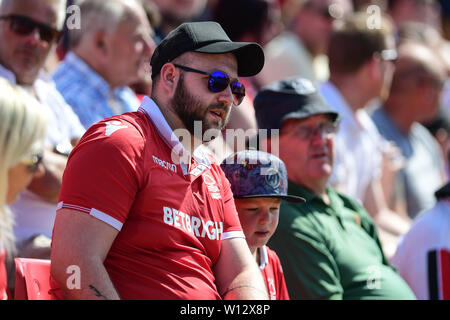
[138,96,212,175]
[258,245,269,270]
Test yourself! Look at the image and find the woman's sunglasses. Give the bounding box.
[0,14,60,43]
[21,152,43,173]
[173,64,246,106]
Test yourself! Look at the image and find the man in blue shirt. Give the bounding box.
[53,0,155,129]
[371,41,447,218]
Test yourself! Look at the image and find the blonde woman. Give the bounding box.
[0,78,47,299]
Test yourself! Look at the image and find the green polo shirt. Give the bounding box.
[268,182,416,300]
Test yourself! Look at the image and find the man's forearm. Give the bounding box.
[51,210,121,300]
[221,268,268,300]
[214,238,269,300]
[52,258,120,300]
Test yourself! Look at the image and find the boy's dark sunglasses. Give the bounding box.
[173,64,246,106]
[0,14,60,43]
[21,152,43,173]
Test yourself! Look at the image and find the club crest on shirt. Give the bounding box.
[203,173,221,199]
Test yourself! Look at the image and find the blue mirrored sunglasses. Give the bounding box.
[173,64,246,105]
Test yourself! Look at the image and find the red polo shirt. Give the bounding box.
[259,246,290,300]
[0,249,7,300]
[55,97,244,299]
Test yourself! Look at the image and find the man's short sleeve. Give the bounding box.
[219,166,244,239]
[58,119,145,230]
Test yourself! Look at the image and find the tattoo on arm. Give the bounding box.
[88,285,109,300]
[221,285,268,299]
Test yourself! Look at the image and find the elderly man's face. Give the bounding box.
[0,0,61,85]
[103,7,155,89]
[152,0,206,27]
[278,114,336,186]
[299,0,353,55]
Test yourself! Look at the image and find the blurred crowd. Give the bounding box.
[1,0,449,300]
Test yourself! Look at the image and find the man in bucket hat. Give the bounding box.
[50,21,268,299]
[221,149,305,300]
[254,77,415,299]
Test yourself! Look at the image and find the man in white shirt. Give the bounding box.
[319,12,410,259]
[0,0,84,258]
[392,151,450,300]
[256,0,353,86]
[371,41,447,219]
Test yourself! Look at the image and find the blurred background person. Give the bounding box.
[395,21,450,178]
[212,0,283,97]
[254,77,415,300]
[149,0,207,43]
[391,149,450,300]
[131,0,162,99]
[371,40,448,219]
[387,0,442,32]
[319,12,410,258]
[0,0,85,260]
[53,0,156,129]
[256,0,353,87]
[211,0,284,157]
[352,0,387,11]
[422,107,450,177]
[0,78,48,299]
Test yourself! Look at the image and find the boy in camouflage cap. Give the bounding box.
[221,149,304,300]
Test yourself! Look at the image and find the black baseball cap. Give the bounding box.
[221,149,305,203]
[150,21,265,78]
[254,77,339,132]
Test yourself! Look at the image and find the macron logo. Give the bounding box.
[153,155,177,173]
[105,121,128,136]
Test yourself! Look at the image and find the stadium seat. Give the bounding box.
[14,258,58,300]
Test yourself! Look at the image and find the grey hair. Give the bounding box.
[0,0,67,30]
[69,0,141,49]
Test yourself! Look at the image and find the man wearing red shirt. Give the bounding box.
[50,21,267,300]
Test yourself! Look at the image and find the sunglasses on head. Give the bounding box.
[0,14,60,43]
[21,152,43,173]
[173,64,246,106]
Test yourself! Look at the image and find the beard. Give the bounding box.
[171,73,231,142]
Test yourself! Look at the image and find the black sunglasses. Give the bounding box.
[0,14,60,43]
[173,64,246,106]
[21,152,43,173]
